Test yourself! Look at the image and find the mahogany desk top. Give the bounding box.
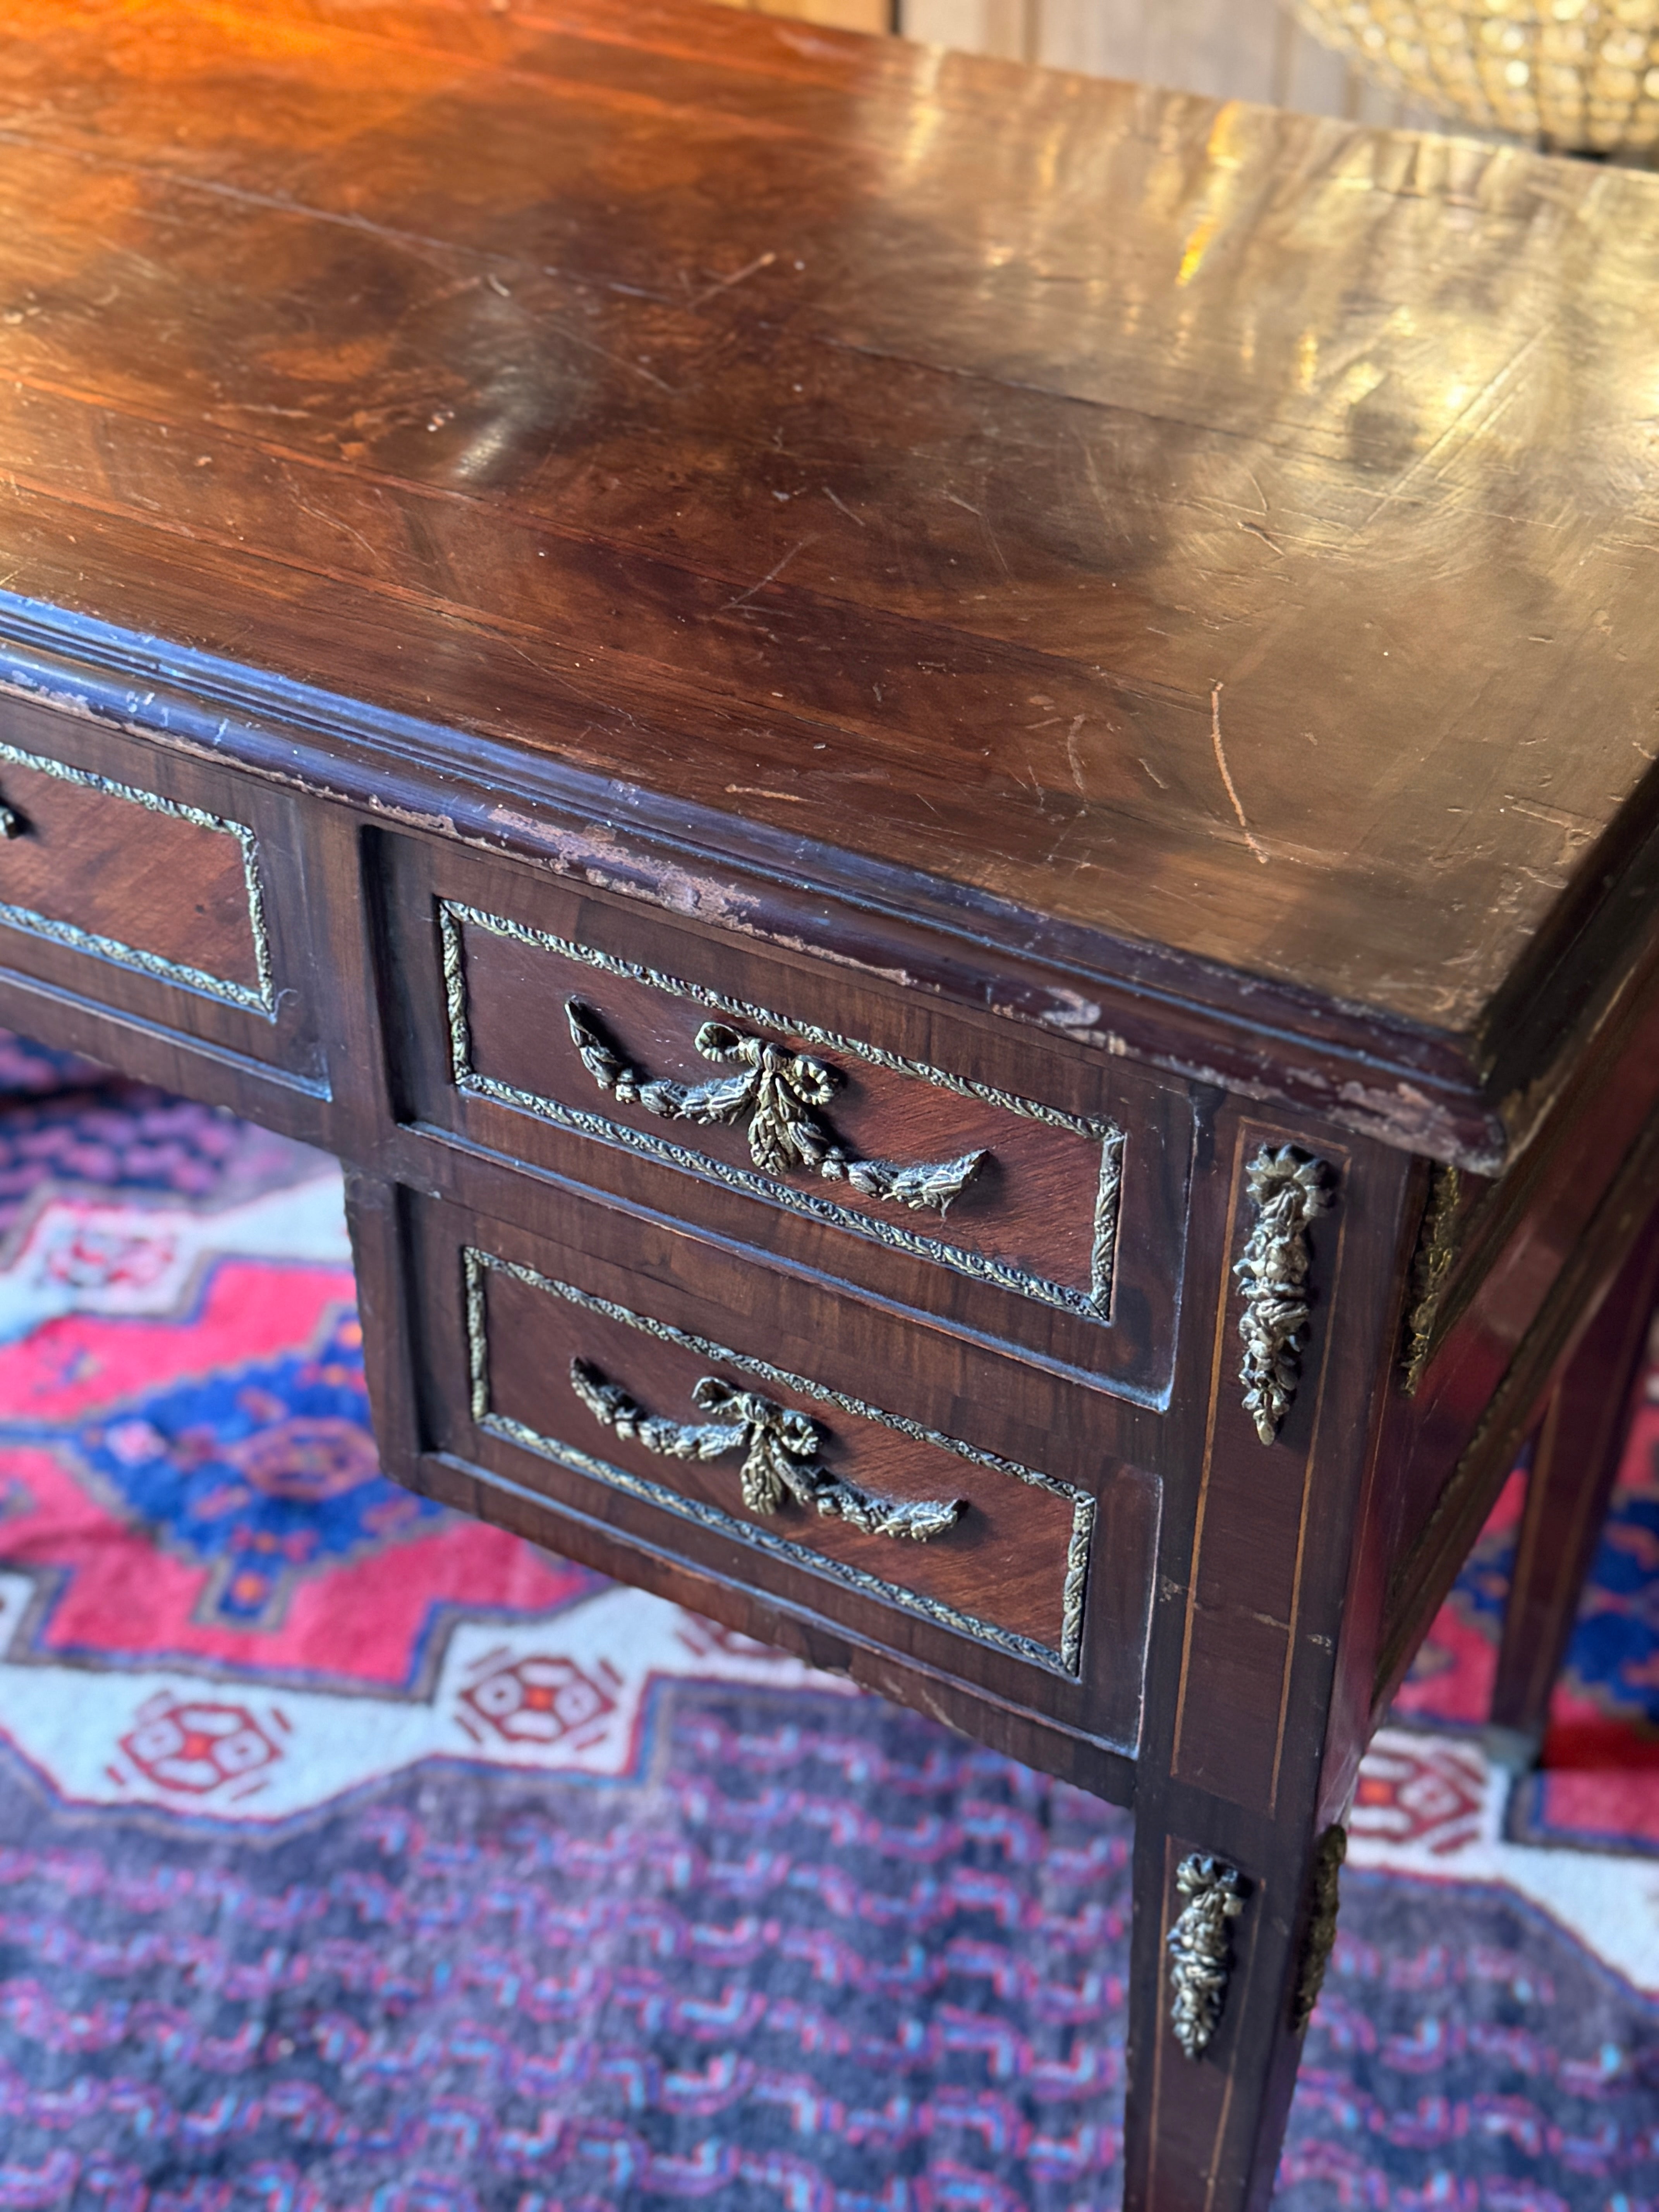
[0,0,1655,1168]
[0,4,1657,2208]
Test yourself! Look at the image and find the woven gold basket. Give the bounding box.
[1290,0,1659,152]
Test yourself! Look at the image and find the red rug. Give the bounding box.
[1395,1352,1659,1855]
[0,1035,1655,2211]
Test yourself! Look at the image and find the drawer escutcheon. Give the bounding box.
[565,999,988,1214]
[569,1358,967,1539]
[463,1245,1096,1676]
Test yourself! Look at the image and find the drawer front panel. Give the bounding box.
[447,900,1120,1329]
[410,1186,1158,1746]
[0,697,322,1080]
[386,838,1194,1400]
[469,1243,1091,1674]
[0,738,271,1010]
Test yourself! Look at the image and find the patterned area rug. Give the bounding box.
[1396,1390,1659,1856]
[0,1035,1654,2210]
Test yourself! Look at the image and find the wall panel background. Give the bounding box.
[715,0,1453,132]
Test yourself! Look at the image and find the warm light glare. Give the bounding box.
[1292,0,1659,150]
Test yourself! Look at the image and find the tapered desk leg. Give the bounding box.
[1121,1790,1342,2212]
[1487,1195,1659,1766]
[1118,1123,1404,2212]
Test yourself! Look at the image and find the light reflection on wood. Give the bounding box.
[714,0,1458,135]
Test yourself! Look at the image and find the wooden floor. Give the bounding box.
[714,0,1449,131]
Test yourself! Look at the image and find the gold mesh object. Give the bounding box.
[1290,0,1659,151]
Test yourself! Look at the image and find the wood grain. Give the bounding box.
[0,728,262,992]
[456,910,1115,1299]
[0,690,324,1084]
[720,0,890,31]
[377,832,1199,1393]
[0,11,1655,2208]
[0,0,1650,1170]
[401,1175,1162,1757]
[478,1245,1087,1658]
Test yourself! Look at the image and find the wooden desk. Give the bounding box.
[1,2,1657,2202]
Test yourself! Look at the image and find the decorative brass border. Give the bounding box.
[0,740,275,1016]
[462,1245,1096,1680]
[440,902,1125,1326]
[1291,1825,1346,2032]
[1400,1164,1461,1395]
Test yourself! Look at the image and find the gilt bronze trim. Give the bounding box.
[1236,1145,1335,1446]
[0,739,275,1016]
[565,998,986,1215]
[462,1245,1097,1680]
[1167,1854,1245,2059]
[1401,1164,1461,1395]
[440,901,1125,1325]
[1291,1825,1346,2032]
[570,1358,965,1540]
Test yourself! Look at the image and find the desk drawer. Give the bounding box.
[381,836,1194,1398]
[0,696,320,1078]
[404,1184,1158,1747]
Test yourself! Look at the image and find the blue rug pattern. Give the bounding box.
[0,1052,1653,2208]
[0,1696,1653,2211]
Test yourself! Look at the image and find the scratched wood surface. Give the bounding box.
[0,19,1658,2212]
[0,0,1654,1170]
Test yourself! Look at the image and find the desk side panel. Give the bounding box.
[1367,953,1659,1717]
